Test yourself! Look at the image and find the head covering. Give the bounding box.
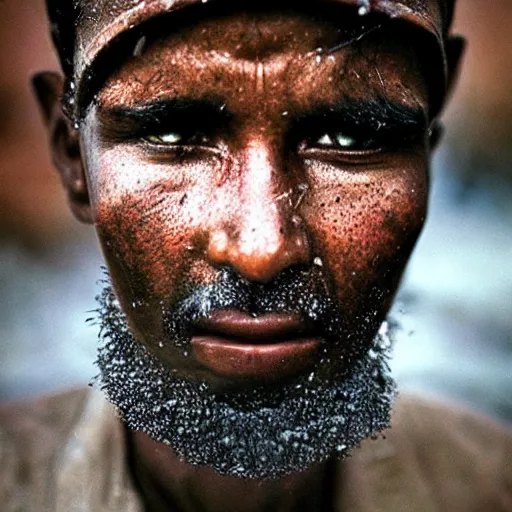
[46,0,457,119]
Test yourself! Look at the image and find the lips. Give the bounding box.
[191,310,321,382]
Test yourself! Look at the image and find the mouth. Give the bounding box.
[190,310,322,382]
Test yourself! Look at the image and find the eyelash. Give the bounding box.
[144,131,212,146]
[141,128,406,153]
[308,131,383,152]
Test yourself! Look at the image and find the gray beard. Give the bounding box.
[94,281,396,479]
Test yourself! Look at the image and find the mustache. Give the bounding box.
[162,266,339,344]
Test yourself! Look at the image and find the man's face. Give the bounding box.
[78,7,429,477]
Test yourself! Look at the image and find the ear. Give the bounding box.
[32,71,93,224]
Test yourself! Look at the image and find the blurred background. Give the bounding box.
[0,1,511,421]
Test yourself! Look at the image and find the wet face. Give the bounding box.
[79,7,430,477]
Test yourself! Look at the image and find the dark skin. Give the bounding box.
[34,7,453,512]
[83,12,429,393]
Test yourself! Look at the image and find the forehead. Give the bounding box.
[96,9,428,111]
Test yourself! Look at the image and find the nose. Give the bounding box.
[206,142,311,283]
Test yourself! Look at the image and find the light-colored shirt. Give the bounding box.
[0,388,510,511]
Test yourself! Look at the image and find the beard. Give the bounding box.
[94,267,396,479]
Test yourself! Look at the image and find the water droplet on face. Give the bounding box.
[378,321,388,337]
[368,348,378,359]
[358,0,371,15]
[280,430,292,442]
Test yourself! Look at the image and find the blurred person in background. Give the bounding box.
[0,0,511,511]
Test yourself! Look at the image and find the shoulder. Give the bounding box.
[0,388,143,512]
[342,394,512,512]
[0,387,90,439]
[395,395,512,510]
[0,388,90,454]
[392,393,511,460]
[0,388,93,511]
[0,388,90,471]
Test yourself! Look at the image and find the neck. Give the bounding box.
[128,430,338,512]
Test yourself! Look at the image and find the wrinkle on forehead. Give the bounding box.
[89,9,382,109]
[95,19,428,115]
[57,0,453,122]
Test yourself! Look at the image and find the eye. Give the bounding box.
[145,132,183,145]
[143,129,213,148]
[314,132,378,151]
[317,133,358,149]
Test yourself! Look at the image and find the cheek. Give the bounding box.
[87,150,217,301]
[306,165,427,310]
[95,192,192,298]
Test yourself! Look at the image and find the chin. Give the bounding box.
[95,281,397,479]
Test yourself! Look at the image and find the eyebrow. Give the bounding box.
[97,94,427,142]
[97,97,230,138]
[299,96,428,132]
